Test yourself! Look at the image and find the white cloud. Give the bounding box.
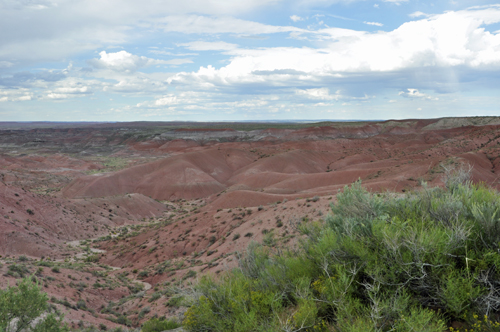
[88,51,179,72]
[0,1,287,65]
[52,86,89,94]
[3,2,500,121]
[409,11,428,18]
[166,6,500,91]
[178,41,239,51]
[0,61,13,68]
[164,58,194,66]
[0,88,33,102]
[42,78,97,99]
[382,0,409,5]
[155,95,178,106]
[156,15,304,35]
[399,89,439,100]
[134,91,282,118]
[45,93,73,99]
[149,50,198,56]
[364,21,384,27]
[103,77,167,94]
[296,88,342,100]
[0,0,57,10]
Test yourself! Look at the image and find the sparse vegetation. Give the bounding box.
[6,264,31,278]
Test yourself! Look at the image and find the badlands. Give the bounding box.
[1,117,500,329]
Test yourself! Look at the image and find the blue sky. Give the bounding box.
[0,0,499,122]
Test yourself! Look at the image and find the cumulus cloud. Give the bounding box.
[38,77,103,100]
[88,51,184,72]
[409,11,428,18]
[102,76,168,94]
[166,6,500,93]
[399,88,439,100]
[155,95,178,106]
[296,88,343,100]
[2,1,500,121]
[0,88,33,102]
[45,85,92,99]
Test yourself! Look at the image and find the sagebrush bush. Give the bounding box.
[0,277,68,332]
[183,171,500,331]
[142,317,180,332]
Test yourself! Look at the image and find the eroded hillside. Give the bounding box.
[1,117,500,329]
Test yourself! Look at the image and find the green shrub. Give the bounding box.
[6,264,31,278]
[76,299,87,309]
[116,315,131,326]
[128,282,144,294]
[84,254,100,263]
[138,306,151,319]
[183,270,197,280]
[36,261,54,267]
[183,175,500,331]
[0,276,68,332]
[148,292,162,303]
[165,296,184,308]
[440,270,483,317]
[142,317,181,332]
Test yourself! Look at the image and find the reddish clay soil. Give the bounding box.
[63,123,500,204]
[1,117,500,329]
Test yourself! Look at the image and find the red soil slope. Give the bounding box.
[63,148,255,200]
[62,125,500,207]
[0,180,167,258]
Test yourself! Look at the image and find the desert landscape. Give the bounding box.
[1,117,500,330]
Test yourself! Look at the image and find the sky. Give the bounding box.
[0,0,500,122]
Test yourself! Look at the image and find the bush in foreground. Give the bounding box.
[0,276,67,332]
[183,169,500,331]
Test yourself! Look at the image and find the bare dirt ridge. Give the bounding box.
[1,116,500,329]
